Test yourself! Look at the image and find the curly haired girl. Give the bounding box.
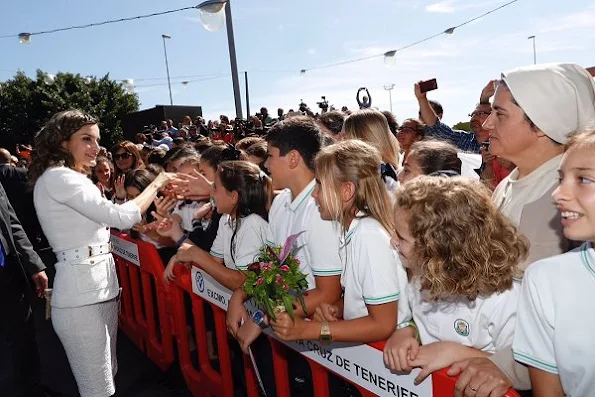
[384,176,529,385]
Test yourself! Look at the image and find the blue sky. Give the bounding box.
[1,0,594,125]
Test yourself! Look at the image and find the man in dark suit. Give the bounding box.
[0,180,49,397]
[0,148,46,249]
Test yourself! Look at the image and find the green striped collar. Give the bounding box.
[580,242,595,279]
[289,179,316,212]
[339,211,367,247]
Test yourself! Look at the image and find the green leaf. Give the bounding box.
[282,294,295,321]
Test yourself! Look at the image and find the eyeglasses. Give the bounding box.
[397,126,419,134]
[114,152,132,160]
[469,111,491,118]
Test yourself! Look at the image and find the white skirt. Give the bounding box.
[52,298,118,397]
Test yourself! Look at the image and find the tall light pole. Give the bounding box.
[197,0,243,119]
[244,71,250,117]
[161,34,173,105]
[527,35,536,65]
[384,84,395,113]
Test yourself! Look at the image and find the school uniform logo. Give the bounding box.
[454,319,470,337]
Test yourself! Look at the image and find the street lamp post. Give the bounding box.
[162,34,173,105]
[384,84,395,113]
[197,0,243,119]
[528,35,536,65]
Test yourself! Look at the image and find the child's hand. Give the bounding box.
[194,202,213,220]
[409,341,467,385]
[236,320,263,354]
[154,196,177,216]
[151,212,183,240]
[163,255,178,284]
[313,303,340,322]
[383,327,420,373]
[270,313,306,341]
[114,175,126,200]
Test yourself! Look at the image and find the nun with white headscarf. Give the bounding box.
[448,63,595,397]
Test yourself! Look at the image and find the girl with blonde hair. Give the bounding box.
[271,140,409,344]
[342,108,401,189]
[384,176,528,385]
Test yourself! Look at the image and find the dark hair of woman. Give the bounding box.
[200,144,243,169]
[29,109,98,185]
[194,139,213,154]
[410,140,462,175]
[123,168,156,193]
[218,160,272,262]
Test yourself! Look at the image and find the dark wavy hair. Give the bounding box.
[29,110,98,185]
[217,160,272,263]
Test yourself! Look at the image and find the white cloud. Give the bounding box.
[425,0,456,13]
[536,7,595,33]
[425,0,508,13]
[307,48,316,55]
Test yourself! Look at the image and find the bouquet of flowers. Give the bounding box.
[243,232,309,321]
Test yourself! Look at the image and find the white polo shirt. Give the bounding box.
[340,214,409,322]
[267,180,342,290]
[172,200,204,232]
[407,279,519,353]
[513,243,595,396]
[209,214,268,271]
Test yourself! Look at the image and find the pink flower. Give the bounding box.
[275,274,283,284]
[260,262,273,272]
[280,265,290,272]
[294,258,300,265]
[256,277,264,286]
[282,284,289,291]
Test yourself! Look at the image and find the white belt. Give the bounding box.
[56,243,112,262]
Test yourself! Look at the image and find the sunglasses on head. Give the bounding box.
[114,152,132,160]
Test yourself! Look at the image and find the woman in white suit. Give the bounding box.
[29,110,172,397]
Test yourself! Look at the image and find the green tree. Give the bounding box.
[0,70,139,151]
[452,121,471,132]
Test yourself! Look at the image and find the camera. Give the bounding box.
[299,100,308,113]
[316,96,329,112]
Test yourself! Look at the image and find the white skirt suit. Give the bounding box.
[34,167,142,397]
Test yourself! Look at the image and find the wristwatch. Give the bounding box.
[319,321,333,345]
[252,310,268,329]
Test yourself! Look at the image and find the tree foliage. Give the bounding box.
[0,70,139,151]
[452,121,471,132]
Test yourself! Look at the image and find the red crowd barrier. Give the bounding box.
[111,233,521,397]
[110,231,175,371]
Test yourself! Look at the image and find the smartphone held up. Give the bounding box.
[419,78,438,94]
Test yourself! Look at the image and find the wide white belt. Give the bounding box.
[56,243,112,262]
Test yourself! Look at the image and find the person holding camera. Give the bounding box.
[415,81,481,153]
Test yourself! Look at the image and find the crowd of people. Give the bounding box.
[1,62,595,397]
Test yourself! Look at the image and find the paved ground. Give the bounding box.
[32,255,191,397]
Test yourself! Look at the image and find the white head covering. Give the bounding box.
[501,63,595,144]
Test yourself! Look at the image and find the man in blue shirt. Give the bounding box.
[415,81,489,153]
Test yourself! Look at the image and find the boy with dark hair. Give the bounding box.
[227,116,343,344]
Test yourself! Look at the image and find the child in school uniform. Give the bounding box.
[157,160,271,290]
[226,117,344,351]
[513,130,595,397]
[383,176,529,384]
[271,139,409,343]
[166,147,204,232]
